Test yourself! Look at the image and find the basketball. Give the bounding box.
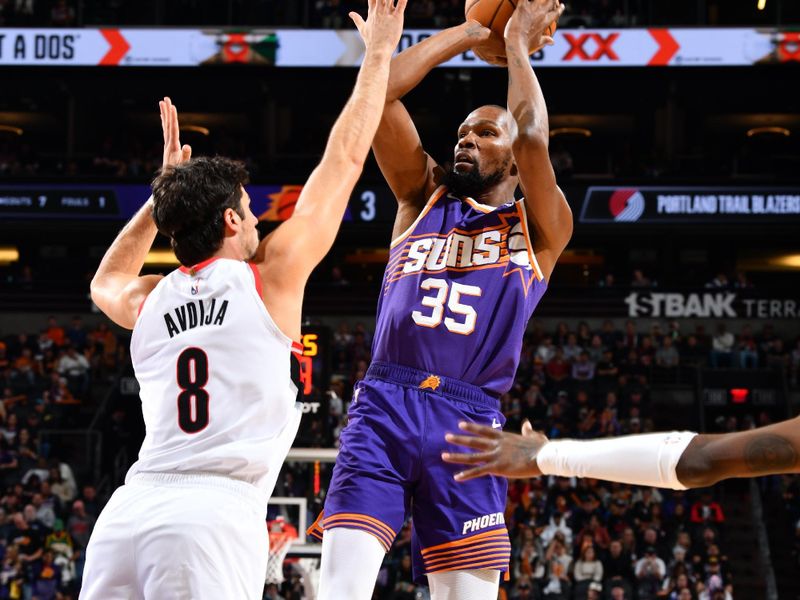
[465,0,558,50]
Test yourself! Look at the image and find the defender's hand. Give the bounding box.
[504,0,563,54]
[350,0,408,56]
[443,420,548,481]
[160,96,191,169]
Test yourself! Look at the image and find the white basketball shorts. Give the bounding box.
[80,472,269,600]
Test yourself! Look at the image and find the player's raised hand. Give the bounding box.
[468,20,508,67]
[504,0,564,53]
[349,0,408,56]
[159,96,192,169]
[442,419,549,481]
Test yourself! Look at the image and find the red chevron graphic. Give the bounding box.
[99,29,130,66]
[648,29,679,66]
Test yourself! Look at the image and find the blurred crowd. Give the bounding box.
[0,315,122,599]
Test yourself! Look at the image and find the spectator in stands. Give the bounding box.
[705,272,730,289]
[0,543,23,599]
[571,351,596,383]
[598,273,616,288]
[635,546,666,600]
[690,493,725,528]
[736,324,759,368]
[562,333,583,362]
[66,499,94,554]
[710,324,735,368]
[65,316,88,351]
[733,271,753,289]
[546,349,570,386]
[765,337,789,372]
[45,317,65,348]
[542,511,573,548]
[655,336,680,369]
[536,336,557,364]
[631,270,654,288]
[32,549,60,599]
[542,535,572,599]
[573,544,603,588]
[57,346,90,398]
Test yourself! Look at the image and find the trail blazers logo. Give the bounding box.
[609,189,646,222]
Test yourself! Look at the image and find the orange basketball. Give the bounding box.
[465,0,557,53]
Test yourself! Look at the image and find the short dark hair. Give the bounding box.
[151,156,249,266]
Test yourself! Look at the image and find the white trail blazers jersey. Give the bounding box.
[127,257,302,496]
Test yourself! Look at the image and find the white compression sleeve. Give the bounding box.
[318,528,386,600]
[428,569,500,600]
[535,431,697,490]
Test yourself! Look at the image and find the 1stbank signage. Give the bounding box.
[625,292,800,319]
[580,187,800,224]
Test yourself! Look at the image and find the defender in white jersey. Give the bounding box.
[83,2,408,597]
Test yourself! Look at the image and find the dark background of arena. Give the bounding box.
[1,1,800,599]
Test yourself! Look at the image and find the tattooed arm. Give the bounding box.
[444,416,800,489]
[503,0,571,282]
[677,417,800,487]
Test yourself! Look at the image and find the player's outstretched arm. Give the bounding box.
[253,0,406,339]
[373,21,492,237]
[443,415,800,489]
[90,97,192,329]
[504,0,571,282]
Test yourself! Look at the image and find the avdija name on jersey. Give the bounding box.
[163,298,229,338]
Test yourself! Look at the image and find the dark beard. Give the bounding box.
[441,166,506,199]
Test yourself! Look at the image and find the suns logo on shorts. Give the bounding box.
[419,375,442,391]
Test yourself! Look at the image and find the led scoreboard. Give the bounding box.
[297,325,330,409]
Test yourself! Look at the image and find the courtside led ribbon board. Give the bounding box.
[0,28,797,67]
[580,187,800,224]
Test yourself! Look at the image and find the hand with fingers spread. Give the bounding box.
[159,96,192,169]
[349,0,408,57]
[504,0,564,55]
[442,419,549,481]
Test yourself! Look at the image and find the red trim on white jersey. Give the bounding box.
[137,294,150,317]
[248,262,263,298]
[291,341,304,354]
[178,256,221,275]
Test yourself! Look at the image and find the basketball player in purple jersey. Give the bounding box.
[310,1,569,598]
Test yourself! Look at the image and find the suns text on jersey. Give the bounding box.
[163,298,229,338]
[402,229,507,274]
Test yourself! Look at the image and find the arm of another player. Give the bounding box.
[373,21,492,237]
[253,0,406,338]
[89,97,192,330]
[443,415,800,488]
[504,0,571,282]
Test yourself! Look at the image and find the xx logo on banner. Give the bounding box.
[563,33,620,61]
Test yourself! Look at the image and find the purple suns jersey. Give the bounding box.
[372,186,548,397]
